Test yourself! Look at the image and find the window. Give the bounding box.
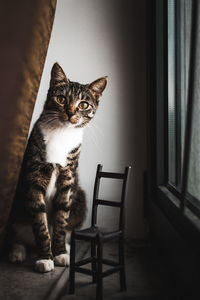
[167,0,200,220]
[167,0,189,188]
[150,0,200,237]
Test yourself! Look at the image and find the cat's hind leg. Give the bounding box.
[9,243,26,263]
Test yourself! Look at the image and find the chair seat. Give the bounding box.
[74,225,122,242]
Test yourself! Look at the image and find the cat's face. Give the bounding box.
[44,63,107,128]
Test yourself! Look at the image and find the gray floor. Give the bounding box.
[0,240,187,300]
[0,241,88,300]
[61,240,178,300]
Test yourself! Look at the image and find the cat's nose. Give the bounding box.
[67,111,75,118]
[67,104,76,118]
[67,110,77,124]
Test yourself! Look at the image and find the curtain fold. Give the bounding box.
[0,0,57,250]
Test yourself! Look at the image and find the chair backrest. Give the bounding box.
[91,164,131,231]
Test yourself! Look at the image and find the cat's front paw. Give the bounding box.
[54,253,70,266]
[9,244,26,263]
[35,259,54,273]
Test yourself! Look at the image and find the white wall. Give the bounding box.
[30,0,147,239]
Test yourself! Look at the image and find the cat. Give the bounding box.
[7,62,107,272]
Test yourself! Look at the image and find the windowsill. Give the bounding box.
[158,185,180,208]
[157,185,200,231]
[153,185,200,253]
[185,206,200,232]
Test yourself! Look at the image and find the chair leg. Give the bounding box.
[96,238,103,300]
[119,237,127,291]
[69,231,75,294]
[91,240,96,283]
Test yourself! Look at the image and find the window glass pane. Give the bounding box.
[187,2,200,202]
[168,0,176,186]
[165,0,200,217]
[188,95,200,202]
[182,0,192,169]
[167,0,192,190]
[180,0,192,190]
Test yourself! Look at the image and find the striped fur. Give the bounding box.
[8,63,107,272]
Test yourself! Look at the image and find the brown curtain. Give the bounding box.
[0,0,57,249]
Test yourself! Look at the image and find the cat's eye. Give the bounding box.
[56,95,65,105]
[78,101,89,110]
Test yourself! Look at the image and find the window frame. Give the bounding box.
[147,0,200,253]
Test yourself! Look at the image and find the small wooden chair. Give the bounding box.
[69,164,131,300]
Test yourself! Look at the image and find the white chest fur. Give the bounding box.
[46,167,57,198]
[42,126,83,167]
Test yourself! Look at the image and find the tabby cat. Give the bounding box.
[8,63,107,272]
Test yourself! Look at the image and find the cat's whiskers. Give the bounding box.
[42,111,62,127]
[44,118,59,126]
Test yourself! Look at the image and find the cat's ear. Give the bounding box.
[50,62,69,87]
[89,77,107,98]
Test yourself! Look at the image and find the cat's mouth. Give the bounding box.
[59,113,84,128]
[68,115,79,124]
[64,118,83,129]
[60,113,79,123]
